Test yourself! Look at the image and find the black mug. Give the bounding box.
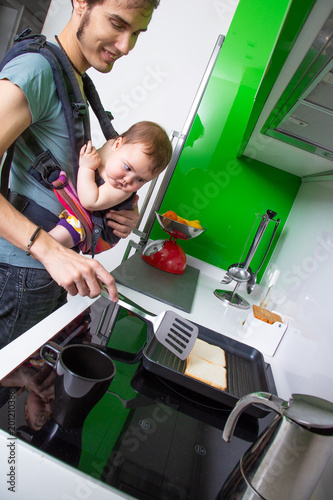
[40,342,116,428]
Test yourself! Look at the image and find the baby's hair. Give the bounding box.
[119,121,172,174]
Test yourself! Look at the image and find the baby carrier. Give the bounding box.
[0,28,130,257]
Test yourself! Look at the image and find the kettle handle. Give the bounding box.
[223,392,289,442]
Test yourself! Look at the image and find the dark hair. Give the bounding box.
[120,121,172,174]
[71,0,160,10]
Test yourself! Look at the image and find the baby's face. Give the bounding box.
[105,137,156,192]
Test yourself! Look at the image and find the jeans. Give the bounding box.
[0,264,67,349]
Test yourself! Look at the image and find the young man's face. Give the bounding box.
[25,392,53,431]
[75,0,153,73]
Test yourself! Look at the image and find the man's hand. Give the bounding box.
[106,194,140,239]
[1,364,55,402]
[38,241,118,300]
[30,230,118,301]
[26,364,56,402]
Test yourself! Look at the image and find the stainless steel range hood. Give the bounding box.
[243,1,333,177]
[263,8,333,162]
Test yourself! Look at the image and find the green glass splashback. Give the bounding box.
[150,0,303,280]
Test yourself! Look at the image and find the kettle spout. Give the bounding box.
[223,392,286,442]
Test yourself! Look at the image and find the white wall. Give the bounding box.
[264,178,333,331]
[262,177,333,398]
[42,0,239,270]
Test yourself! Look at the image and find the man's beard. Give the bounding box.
[76,10,91,42]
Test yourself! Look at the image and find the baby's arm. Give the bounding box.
[49,213,86,248]
[77,141,101,211]
[77,142,130,211]
[49,224,75,248]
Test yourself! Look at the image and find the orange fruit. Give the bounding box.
[163,210,178,220]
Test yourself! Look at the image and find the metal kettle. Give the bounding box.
[220,392,333,500]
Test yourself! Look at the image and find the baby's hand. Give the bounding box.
[80,140,100,171]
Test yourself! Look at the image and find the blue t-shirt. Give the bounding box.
[0,48,84,269]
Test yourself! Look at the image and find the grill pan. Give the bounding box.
[142,321,276,417]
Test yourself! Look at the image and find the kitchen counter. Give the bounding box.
[0,254,332,499]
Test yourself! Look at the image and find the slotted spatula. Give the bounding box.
[100,290,198,360]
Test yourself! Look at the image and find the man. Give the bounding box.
[0,0,160,347]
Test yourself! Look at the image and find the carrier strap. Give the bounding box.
[52,173,94,253]
[34,39,90,180]
[83,74,118,141]
[0,143,15,198]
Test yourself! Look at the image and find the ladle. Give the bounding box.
[228,210,277,283]
[224,217,258,283]
[227,264,252,282]
[246,219,280,294]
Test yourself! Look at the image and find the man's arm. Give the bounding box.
[0,79,118,300]
[0,79,31,151]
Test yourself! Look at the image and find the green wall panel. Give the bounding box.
[150,0,302,280]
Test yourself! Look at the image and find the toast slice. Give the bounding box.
[185,354,227,391]
[253,305,282,324]
[190,338,226,367]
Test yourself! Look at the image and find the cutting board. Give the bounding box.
[111,250,199,313]
[239,308,288,357]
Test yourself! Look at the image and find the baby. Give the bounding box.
[49,121,172,251]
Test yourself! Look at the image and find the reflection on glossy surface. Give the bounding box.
[25,391,53,431]
[17,419,83,468]
[40,342,116,428]
[0,296,275,499]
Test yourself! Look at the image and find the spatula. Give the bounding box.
[100,290,198,360]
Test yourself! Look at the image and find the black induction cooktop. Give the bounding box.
[0,296,276,500]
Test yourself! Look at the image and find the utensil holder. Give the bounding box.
[214,210,279,309]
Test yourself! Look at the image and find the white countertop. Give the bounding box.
[106,255,333,403]
[0,255,332,499]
